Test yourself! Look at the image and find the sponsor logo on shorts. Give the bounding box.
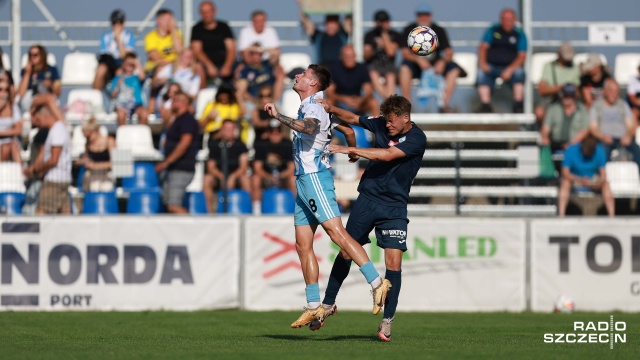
[381,229,407,239]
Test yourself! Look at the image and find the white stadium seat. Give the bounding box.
[186,161,205,192]
[573,52,607,69]
[21,52,57,68]
[279,52,312,76]
[66,89,106,122]
[195,87,217,120]
[614,53,640,86]
[280,89,300,119]
[452,52,477,86]
[61,52,98,86]
[530,52,557,84]
[0,162,26,193]
[115,125,163,161]
[606,162,640,197]
[1,52,10,71]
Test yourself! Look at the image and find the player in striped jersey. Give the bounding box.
[264,64,391,330]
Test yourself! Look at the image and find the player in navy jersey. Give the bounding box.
[263,64,390,329]
[314,95,426,342]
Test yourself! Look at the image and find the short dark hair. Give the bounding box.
[251,10,266,19]
[581,135,597,156]
[123,52,137,61]
[308,64,331,91]
[174,90,193,105]
[156,8,173,17]
[380,95,412,117]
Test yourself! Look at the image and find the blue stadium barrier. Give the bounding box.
[217,189,252,214]
[0,192,25,215]
[83,191,119,214]
[127,189,162,215]
[122,162,159,190]
[184,191,208,214]
[262,189,295,214]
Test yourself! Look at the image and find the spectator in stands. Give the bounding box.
[190,1,236,85]
[251,85,276,143]
[237,10,280,64]
[18,45,61,112]
[399,3,465,112]
[0,79,22,164]
[298,1,349,66]
[145,8,184,112]
[589,79,640,168]
[579,54,611,109]
[22,105,48,215]
[557,135,614,217]
[93,9,136,90]
[476,8,527,113]
[24,94,71,214]
[236,43,285,105]
[326,45,379,116]
[155,92,199,214]
[626,63,640,122]
[535,42,581,123]
[204,119,251,213]
[153,49,203,103]
[200,83,246,143]
[80,118,115,192]
[251,123,295,212]
[109,52,148,126]
[540,84,589,152]
[159,82,181,128]
[364,10,402,99]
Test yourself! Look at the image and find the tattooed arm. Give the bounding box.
[264,102,319,135]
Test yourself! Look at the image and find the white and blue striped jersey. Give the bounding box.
[99,30,136,60]
[292,91,339,176]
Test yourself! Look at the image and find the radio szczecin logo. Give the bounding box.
[544,315,626,349]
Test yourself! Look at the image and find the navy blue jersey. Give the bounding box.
[357,115,426,206]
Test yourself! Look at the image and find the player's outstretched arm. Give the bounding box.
[329,144,406,162]
[334,122,359,162]
[317,100,361,126]
[264,103,319,135]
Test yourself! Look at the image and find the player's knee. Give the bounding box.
[339,249,352,261]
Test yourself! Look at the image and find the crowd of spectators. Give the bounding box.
[0,1,639,216]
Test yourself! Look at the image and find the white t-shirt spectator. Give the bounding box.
[237,26,280,52]
[628,74,640,98]
[44,120,72,183]
[156,65,201,99]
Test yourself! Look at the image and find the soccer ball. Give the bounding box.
[407,26,438,56]
[554,295,575,313]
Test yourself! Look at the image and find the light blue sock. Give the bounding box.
[359,261,379,284]
[305,283,320,304]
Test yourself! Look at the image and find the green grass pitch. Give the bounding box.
[1,311,638,359]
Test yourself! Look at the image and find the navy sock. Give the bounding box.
[322,253,353,305]
[383,269,402,319]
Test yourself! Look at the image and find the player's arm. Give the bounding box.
[264,103,319,135]
[316,100,360,126]
[329,144,406,162]
[334,122,359,162]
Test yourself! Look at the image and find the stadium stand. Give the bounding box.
[1,52,10,70]
[614,53,640,86]
[61,52,98,86]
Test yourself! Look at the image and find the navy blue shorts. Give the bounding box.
[346,195,409,252]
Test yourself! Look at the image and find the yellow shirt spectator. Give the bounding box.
[144,29,183,72]
[201,101,251,144]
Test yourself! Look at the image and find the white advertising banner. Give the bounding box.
[243,217,526,311]
[0,216,240,311]
[531,218,640,312]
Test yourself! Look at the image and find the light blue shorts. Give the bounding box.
[294,170,341,225]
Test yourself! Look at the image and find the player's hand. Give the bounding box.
[316,99,331,113]
[264,103,278,117]
[328,144,348,154]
